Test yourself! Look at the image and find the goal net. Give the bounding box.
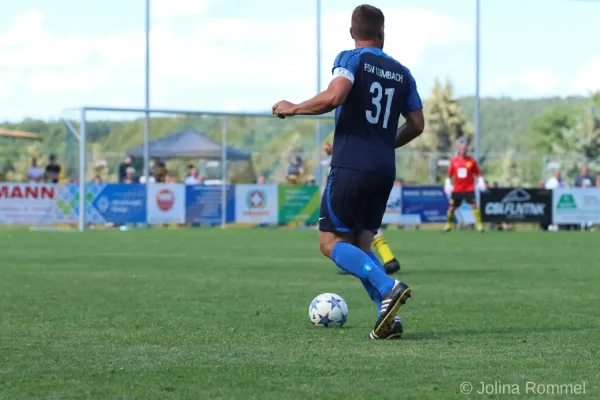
[49,107,334,231]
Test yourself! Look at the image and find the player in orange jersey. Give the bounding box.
[443,137,487,232]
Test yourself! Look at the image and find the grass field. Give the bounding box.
[1,229,599,399]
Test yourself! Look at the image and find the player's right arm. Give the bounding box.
[444,160,454,194]
[394,71,424,148]
[273,51,358,118]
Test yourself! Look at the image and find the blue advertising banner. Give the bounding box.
[185,185,235,225]
[54,183,146,224]
[93,184,147,223]
[401,186,449,223]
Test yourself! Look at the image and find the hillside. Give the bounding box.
[459,96,588,153]
[0,95,588,182]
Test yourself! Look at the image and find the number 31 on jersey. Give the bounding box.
[366,82,394,129]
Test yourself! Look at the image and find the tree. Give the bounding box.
[529,92,600,182]
[499,148,529,187]
[0,92,593,184]
[528,108,575,155]
[416,79,473,154]
[5,145,42,182]
[411,79,473,182]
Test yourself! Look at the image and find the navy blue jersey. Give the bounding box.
[330,47,422,178]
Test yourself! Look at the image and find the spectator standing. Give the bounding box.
[185,165,199,184]
[575,165,595,188]
[153,160,167,183]
[544,169,568,231]
[27,158,43,182]
[286,156,304,184]
[544,169,565,189]
[123,167,137,184]
[165,174,178,183]
[575,164,595,231]
[44,154,61,183]
[118,155,133,183]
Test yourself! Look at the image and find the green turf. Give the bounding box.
[1,229,599,399]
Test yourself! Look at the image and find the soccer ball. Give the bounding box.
[308,293,348,327]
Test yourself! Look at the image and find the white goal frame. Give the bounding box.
[63,106,332,232]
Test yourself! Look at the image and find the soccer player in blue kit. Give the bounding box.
[272,4,425,339]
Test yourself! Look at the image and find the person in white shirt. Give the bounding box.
[544,169,565,231]
[139,175,156,184]
[185,165,199,185]
[27,158,43,182]
[544,169,564,189]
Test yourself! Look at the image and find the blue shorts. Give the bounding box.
[319,166,394,233]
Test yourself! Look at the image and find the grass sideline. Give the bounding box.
[1,230,599,399]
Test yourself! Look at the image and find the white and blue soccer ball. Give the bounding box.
[308,293,348,328]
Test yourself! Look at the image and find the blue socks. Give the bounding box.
[364,252,386,313]
[331,242,395,298]
[360,279,381,313]
[367,251,385,271]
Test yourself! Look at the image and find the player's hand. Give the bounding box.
[272,100,297,119]
[323,142,333,156]
[477,177,487,192]
[444,178,453,195]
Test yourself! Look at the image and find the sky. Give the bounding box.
[0,0,599,121]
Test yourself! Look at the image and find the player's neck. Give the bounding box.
[354,40,380,49]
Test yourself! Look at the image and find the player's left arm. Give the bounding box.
[473,160,487,191]
[272,51,357,118]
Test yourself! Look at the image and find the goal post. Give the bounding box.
[65,106,335,232]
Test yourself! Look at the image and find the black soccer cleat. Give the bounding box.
[368,316,403,340]
[387,316,404,339]
[384,259,401,275]
[369,280,411,339]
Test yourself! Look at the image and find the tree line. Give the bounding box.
[0,81,596,186]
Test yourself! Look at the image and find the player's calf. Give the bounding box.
[471,205,484,232]
[443,206,456,232]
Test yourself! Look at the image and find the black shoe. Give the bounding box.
[368,316,403,340]
[369,281,411,339]
[384,259,400,275]
[387,316,404,339]
[337,270,350,275]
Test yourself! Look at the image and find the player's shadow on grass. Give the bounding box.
[398,268,508,276]
[401,325,599,341]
